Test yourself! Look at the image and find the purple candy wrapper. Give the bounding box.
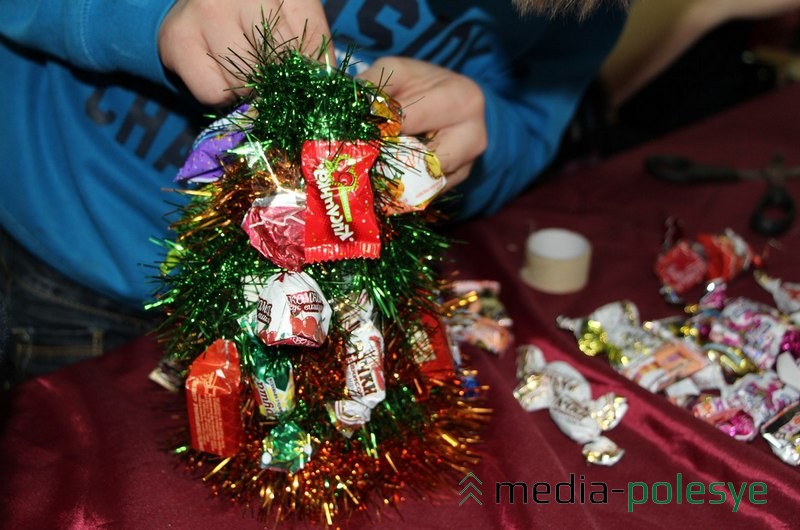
[176,104,255,183]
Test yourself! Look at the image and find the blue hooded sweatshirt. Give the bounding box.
[0,1,625,307]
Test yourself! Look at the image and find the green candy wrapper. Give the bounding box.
[239,334,295,421]
[260,421,314,473]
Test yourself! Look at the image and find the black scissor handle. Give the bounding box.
[645,155,740,184]
[750,183,796,236]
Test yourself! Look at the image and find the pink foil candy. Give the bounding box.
[716,410,757,442]
[780,328,800,358]
[242,193,306,271]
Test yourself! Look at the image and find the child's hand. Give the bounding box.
[158,0,333,106]
[359,57,487,189]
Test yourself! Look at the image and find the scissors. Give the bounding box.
[644,154,800,236]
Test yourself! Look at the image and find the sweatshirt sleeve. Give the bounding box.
[0,0,175,85]
[452,9,626,220]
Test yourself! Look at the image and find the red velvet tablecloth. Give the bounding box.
[3,85,800,529]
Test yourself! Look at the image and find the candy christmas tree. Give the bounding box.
[148,21,488,526]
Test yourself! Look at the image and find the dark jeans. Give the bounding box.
[0,230,156,387]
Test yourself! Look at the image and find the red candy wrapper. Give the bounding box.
[696,230,754,282]
[655,225,758,302]
[301,140,381,262]
[655,240,707,295]
[185,339,245,457]
[242,192,306,271]
[413,312,458,381]
[256,272,332,347]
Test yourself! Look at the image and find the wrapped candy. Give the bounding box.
[176,103,255,183]
[442,280,514,355]
[238,334,296,421]
[663,362,727,407]
[619,340,707,393]
[409,310,484,401]
[368,89,402,139]
[328,292,386,436]
[411,312,458,383]
[447,279,513,328]
[655,225,757,303]
[702,343,758,379]
[725,371,799,430]
[760,402,800,466]
[655,239,707,297]
[301,140,381,262]
[185,339,245,457]
[241,192,306,271]
[260,421,314,473]
[691,394,756,441]
[716,410,758,441]
[375,136,446,214]
[696,229,755,283]
[755,271,800,325]
[446,312,513,355]
[556,301,661,369]
[243,272,332,348]
[513,344,627,465]
[713,297,797,370]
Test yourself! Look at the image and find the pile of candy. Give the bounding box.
[558,272,800,466]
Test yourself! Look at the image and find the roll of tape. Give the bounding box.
[520,228,591,294]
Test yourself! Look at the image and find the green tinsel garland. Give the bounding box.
[147,18,487,526]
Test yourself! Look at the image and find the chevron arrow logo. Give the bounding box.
[458,472,483,506]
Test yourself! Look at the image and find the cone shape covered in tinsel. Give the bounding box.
[148,20,488,526]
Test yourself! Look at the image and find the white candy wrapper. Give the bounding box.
[513,344,627,465]
[760,401,800,466]
[376,136,445,214]
[254,272,332,347]
[329,292,386,436]
[755,271,800,321]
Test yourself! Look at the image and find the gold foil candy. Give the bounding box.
[704,343,758,376]
[590,394,628,431]
[582,436,625,466]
